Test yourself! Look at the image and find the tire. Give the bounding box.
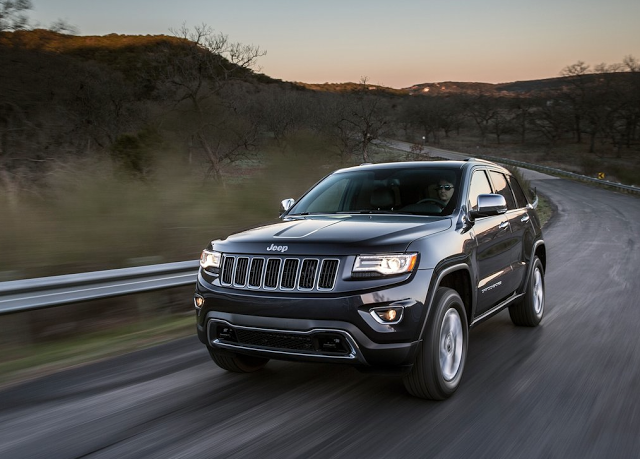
[509,257,545,327]
[403,287,468,400]
[208,348,269,373]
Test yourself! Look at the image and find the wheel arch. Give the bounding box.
[418,263,473,342]
[534,241,546,272]
[439,269,473,324]
[523,239,546,292]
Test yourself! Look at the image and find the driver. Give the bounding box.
[436,178,455,205]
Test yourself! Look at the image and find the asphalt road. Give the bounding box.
[1,175,639,458]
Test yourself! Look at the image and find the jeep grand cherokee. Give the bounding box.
[194,159,546,400]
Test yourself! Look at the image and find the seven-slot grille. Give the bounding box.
[220,255,339,291]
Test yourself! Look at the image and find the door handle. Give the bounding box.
[499,221,510,230]
[521,215,530,223]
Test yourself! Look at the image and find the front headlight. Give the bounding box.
[200,250,222,270]
[352,253,418,277]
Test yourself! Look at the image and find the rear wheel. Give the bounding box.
[509,257,545,326]
[208,348,269,373]
[403,287,468,400]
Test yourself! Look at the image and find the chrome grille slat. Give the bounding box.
[281,259,299,290]
[299,259,319,290]
[234,257,249,286]
[222,256,234,285]
[248,258,264,288]
[219,255,339,291]
[264,259,281,289]
[318,259,339,290]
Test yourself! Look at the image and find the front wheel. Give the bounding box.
[403,287,468,400]
[208,348,269,373]
[509,256,545,327]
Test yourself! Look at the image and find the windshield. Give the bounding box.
[288,166,461,216]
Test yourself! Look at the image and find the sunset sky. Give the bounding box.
[32,0,640,89]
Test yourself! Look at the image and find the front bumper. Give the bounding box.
[198,313,420,367]
[195,269,433,368]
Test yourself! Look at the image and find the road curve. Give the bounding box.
[1,176,639,458]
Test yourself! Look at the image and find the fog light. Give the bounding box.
[194,296,205,309]
[371,306,404,324]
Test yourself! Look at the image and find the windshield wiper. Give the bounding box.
[337,210,406,215]
[287,212,337,217]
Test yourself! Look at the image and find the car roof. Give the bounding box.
[333,159,505,174]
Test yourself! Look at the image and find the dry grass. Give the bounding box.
[0,136,344,279]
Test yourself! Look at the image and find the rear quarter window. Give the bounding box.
[488,171,517,210]
[508,175,530,209]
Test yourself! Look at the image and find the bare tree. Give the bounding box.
[0,1,76,33]
[64,62,142,150]
[335,78,390,162]
[560,61,592,144]
[489,108,512,144]
[402,95,464,145]
[48,18,78,35]
[0,0,32,31]
[254,86,308,147]
[464,92,498,145]
[510,97,537,144]
[403,97,439,144]
[623,55,640,72]
[558,57,640,154]
[157,23,265,113]
[528,100,570,149]
[313,94,360,161]
[196,84,262,181]
[152,24,266,181]
[438,97,465,139]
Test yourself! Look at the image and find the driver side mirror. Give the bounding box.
[280,198,295,217]
[469,194,507,219]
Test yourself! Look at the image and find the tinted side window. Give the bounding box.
[489,171,516,210]
[468,170,493,211]
[508,176,529,208]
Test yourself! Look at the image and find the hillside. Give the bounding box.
[0,29,282,85]
[405,73,638,96]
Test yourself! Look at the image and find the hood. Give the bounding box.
[211,215,452,256]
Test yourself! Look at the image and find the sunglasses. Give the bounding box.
[437,185,454,191]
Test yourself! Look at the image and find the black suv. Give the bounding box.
[195,159,546,399]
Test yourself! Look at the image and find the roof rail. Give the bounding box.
[465,157,494,165]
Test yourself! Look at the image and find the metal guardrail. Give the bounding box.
[0,260,199,315]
